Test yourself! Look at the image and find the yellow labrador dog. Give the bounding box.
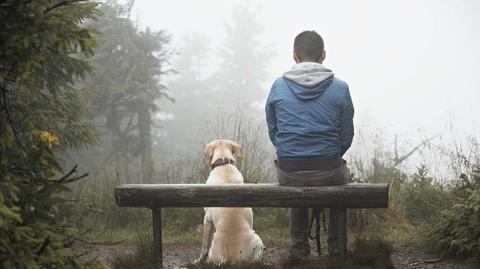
[195,139,264,264]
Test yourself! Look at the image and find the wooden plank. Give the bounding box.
[115,183,389,209]
[152,208,163,269]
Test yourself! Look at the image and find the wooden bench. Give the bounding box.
[114,183,389,268]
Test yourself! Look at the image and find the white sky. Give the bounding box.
[131,0,480,149]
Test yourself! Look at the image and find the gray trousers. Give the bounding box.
[276,163,348,256]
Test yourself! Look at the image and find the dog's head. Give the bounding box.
[204,139,242,166]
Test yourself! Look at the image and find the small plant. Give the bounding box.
[427,167,480,259]
[350,235,394,269]
[111,233,158,269]
[399,165,452,223]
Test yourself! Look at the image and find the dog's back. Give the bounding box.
[206,166,263,262]
[208,207,262,263]
[206,164,243,185]
[202,140,264,264]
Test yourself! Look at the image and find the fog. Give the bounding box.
[133,0,479,135]
[110,0,477,178]
[65,0,480,184]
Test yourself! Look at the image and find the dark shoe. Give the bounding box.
[289,246,311,258]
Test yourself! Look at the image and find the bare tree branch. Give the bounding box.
[35,236,50,256]
[64,229,92,248]
[50,165,89,183]
[388,133,442,197]
[393,133,441,167]
[1,72,29,155]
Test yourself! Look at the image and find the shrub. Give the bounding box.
[427,168,480,259]
[399,165,452,223]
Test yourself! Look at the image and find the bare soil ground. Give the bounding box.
[74,243,478,269]
[390,247,478,269]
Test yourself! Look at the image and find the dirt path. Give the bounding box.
[74,243,478,269]
[390,248,477,269]
[73,244,288,267]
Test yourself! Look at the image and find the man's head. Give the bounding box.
[293,30,326,64]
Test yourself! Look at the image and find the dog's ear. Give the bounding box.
[230,141,242,160]
[204,142,215,165]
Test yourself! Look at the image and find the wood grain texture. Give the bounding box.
[152,208,162,268]
[114,183,389,209]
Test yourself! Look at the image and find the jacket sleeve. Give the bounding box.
[265,83,278,146]
[340,86,354,156]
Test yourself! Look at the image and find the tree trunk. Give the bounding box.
[138,107,153,183]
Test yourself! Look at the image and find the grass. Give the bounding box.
[278,255,356,269]
[66,133,480,267]
[349,235,394,268]
[357,219,423,250]
[187,261,276,269]
[111,233,157,269]
[69,202,291,246]
[276,235,394,269]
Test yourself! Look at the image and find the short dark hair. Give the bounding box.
[294,31,324,62]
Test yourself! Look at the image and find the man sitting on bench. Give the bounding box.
[265,30,355,257]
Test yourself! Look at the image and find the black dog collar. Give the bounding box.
[211,158,235,169]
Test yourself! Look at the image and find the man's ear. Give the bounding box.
[230,142,243,161]
[204,142,215,166]
[293,51,299,63]
[319,50,326,63]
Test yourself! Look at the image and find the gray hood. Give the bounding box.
[283,62,334,100]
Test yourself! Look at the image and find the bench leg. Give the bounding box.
[152,208,163,268]
[327,207,347,256]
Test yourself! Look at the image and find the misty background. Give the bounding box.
[71,0,480,185]
[134,0,480,135]
[142,0,479,173]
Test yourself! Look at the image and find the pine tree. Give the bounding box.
[163,4,272,154]
[84,2,172,183]
[215,3,271,114]
[0,1,104,268]
[162,33,214,155]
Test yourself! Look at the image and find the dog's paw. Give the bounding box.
[194,255,207,264]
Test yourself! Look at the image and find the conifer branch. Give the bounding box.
[44,0,85,14]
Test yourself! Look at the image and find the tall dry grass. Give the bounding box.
[63,112,479,263]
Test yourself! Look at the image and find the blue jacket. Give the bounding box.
[265,63,354,161]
